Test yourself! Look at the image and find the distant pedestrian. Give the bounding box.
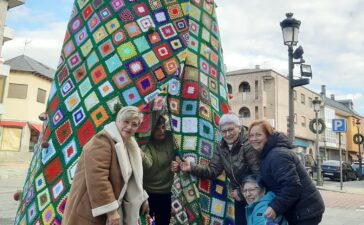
[248,120,325,225]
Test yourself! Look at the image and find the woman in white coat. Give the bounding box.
[62,106,148,225]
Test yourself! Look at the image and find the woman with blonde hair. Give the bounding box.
[62,106,149,225]
[248,120,324,225]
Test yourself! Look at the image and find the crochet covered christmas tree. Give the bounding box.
[14,0,234,224]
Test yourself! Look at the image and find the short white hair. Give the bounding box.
[219,112,241,128]
[116,106,142,124]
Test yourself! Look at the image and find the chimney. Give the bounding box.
[330,94,335,100]
[255,65,261,69]
[320,85,326,96]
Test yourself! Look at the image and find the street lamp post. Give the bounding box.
[313,97,323,186]
[280,13,301,143]
[356,119,363,180]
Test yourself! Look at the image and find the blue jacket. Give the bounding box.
[245,191,288,225]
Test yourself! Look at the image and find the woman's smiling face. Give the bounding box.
[248,125,268,151]
[242,181,265,205]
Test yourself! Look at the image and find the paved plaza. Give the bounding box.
[1,162,363,225]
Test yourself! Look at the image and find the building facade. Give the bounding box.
[0,0,26,115]
[0,55,54,162]
[226,68,320,155]
[320,85,363,162]
[226,68,363,164]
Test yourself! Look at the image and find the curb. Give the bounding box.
[317,186,364,195]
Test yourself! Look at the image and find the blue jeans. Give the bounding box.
[235,200,247,225]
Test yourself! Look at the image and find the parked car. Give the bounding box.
[351,162,364,177]
[321,160,357,181]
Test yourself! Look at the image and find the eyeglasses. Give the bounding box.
[242,187,260,195]
[220,127,237,136]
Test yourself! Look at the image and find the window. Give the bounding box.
[255,106,259,119]
[301,94,305,104]
[0,127,22,151]
[239,107,251,118]
[294,113,297,124]
[0,76,6,103]
[301,116,306,127]
[255,80,258,99]
[7,83,28,99]
[37,88,47,103]
[309,97,313,108]
[293,90,297,101]
[238,82,250,93]
[227,84,232,94]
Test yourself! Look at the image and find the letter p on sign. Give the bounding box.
[332,119,346,132]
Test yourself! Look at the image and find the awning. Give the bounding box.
[293,139,309,148]
[29,123,43,133]
[350,153,359,161]
[0,121,26,128]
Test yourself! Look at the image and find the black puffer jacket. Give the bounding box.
[260,132,325,224]
[190,127,260,190]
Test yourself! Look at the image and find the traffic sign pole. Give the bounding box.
[339,132,343,190]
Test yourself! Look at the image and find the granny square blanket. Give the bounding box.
[14,0,234,224]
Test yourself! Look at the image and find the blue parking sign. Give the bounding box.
[332,119,346,132]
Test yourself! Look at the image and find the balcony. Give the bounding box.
[7,0,25,10]
[0,63,10,77]
[3,26,14,43]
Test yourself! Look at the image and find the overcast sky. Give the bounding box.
[2,0,364,115]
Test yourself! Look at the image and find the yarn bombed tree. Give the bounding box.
[14,1,234,224]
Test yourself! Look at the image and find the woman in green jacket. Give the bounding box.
[141,115,179,225]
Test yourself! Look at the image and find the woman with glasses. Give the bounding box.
[242,175,287,225]
[180,112,260,225]
[248,120,325,225]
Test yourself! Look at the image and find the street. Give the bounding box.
[0,177,24,225]
[0,169,364,225]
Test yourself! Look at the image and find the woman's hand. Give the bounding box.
[139,200,149,215]
[107,210,120,225]
[180,161,191,172]
[264,206,277,220]
[230,189,242,201]
[170,161,179,172]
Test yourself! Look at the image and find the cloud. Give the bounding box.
[2,0,363,115]
[217,0,364,115]
[2,21,67,68]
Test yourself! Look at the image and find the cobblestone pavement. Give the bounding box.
[320,190,364,225]
[1,163,364,225]
[321,190,364,209]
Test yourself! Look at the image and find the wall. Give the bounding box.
[0,0,9,55]
[2,71,51,123]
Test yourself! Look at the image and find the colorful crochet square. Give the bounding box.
[14,1,234,225]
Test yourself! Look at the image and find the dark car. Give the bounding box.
[321,160,357,181]
[351,162,364,177]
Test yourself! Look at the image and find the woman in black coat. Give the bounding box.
[248,120,325,225]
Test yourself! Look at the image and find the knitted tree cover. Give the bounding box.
[14,0,234,225]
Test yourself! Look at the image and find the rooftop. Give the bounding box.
[4,55,55,80]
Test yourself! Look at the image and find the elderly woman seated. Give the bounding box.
[242,175,288,225]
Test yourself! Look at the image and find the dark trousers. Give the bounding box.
[148,192,171,225]
[234,200,247,225]
[289,215,323,225]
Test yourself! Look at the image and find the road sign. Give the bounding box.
[332,119,346,132]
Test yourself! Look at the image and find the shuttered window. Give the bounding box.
[37,88,46,103]
[7,83,28,99]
